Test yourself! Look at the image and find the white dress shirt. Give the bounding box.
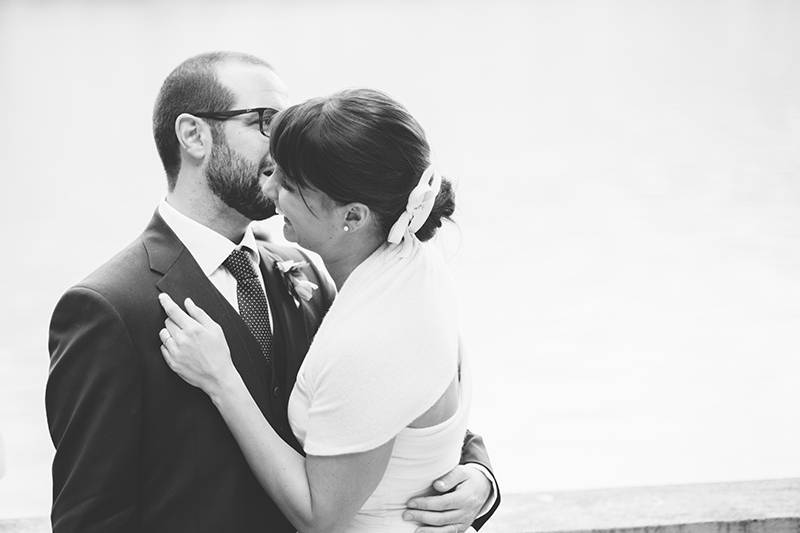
[158,199,273,332]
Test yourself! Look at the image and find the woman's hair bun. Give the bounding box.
[414,177,455,242]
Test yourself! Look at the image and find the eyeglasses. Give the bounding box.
[192,107,279,137]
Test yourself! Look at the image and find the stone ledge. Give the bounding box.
[0,518,47,533]
[482,478,800,532]
[3,478,798,533]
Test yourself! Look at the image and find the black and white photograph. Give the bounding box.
[0,1,798,532]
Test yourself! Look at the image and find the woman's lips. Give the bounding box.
[274,205,291,225]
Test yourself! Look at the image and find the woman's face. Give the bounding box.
[265,167,344,254]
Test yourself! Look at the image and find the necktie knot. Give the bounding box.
[223,248,259,281]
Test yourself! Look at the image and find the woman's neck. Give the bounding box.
[323,236,384,290]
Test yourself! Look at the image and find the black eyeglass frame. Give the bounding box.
[191,107,279,137]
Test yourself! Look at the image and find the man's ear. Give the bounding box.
[343,203,371,232]
[175,113,212,162]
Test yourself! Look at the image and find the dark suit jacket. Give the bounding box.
[46,210,499,532]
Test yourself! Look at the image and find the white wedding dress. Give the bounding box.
[287,236,470,532]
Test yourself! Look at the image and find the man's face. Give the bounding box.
[205,62,288,221]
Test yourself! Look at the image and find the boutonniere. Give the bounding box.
[275,259,319,306]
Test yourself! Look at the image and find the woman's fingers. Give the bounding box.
[185,298,215,327]
[159,327,178,353]
[160,344,174,366]
[158,327,170,344]
[158,293,195,329]
[160,345,194,387]
[164,317,181,338]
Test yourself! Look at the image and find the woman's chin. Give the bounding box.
[282,221,297,243]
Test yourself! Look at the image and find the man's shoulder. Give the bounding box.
[49,233,161,338]
[69,235,154,305]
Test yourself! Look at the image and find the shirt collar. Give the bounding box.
[158,198,261,276]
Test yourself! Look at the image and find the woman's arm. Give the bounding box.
[209,371,394,533]
[158,294,392,533]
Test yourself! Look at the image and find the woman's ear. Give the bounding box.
[175,113,212,162]
[343,203,371,232]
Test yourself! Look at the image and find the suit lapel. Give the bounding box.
[258,247,311,394]
[143,211,270,405]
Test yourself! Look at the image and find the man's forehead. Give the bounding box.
[216,60,289,109]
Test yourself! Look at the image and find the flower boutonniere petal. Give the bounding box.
[275,259,319,306]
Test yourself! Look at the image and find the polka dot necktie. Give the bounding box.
[223,248,273,363]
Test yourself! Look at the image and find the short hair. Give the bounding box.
[270,88,455,242]
[152,51,273,189]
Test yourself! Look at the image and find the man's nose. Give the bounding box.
[264,173,278,200]
[262,156,276,177]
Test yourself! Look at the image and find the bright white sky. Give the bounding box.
[1,0,799,518]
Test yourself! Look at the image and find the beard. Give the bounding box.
[206,138,276,221]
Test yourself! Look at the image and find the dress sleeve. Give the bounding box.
[300,313,458,456]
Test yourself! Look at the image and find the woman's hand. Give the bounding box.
[158,293,238,399]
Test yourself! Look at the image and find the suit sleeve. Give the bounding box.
[460,430,501,530]
[46,286,143,533]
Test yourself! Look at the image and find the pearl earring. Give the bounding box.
[343,226,350,232]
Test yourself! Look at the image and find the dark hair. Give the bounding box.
[269,89,455,242]
[152,51,274,190]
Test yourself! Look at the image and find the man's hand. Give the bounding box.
[403,464,492,533]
